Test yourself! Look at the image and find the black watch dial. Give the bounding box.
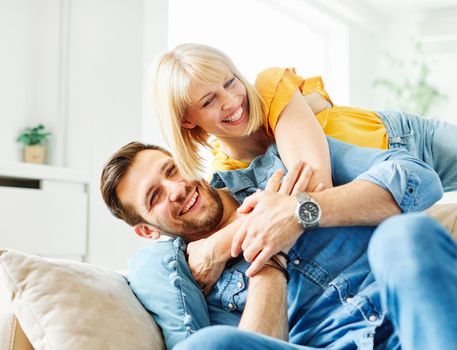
[299,202,320,223]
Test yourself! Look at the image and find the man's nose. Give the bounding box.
[166,180,186,202]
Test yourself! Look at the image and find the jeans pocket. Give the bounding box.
[329,277,384,325]
[354,328,376,350]
[385,111,415,148]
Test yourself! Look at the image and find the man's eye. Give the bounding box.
[224,77,235,88]
[150,190,159,207]
[167,165,177,177]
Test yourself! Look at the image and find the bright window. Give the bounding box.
[168,0,349,103]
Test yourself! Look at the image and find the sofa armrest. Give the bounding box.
[425,204,457,239]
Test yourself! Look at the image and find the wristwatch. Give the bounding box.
[295,192,321,231]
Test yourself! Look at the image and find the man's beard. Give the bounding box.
[166,180,224,241]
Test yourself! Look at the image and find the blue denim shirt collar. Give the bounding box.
[210,143,285,204]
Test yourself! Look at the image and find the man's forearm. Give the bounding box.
[238,264,288,340]
[206,218,243,260]
[311,179,401,227]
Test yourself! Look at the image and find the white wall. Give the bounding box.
[345,4,457,124]
[0,0,61,163]
[0,0,169,269]
[64,0,169,269]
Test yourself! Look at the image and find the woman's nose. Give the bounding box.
[221,90,235,110]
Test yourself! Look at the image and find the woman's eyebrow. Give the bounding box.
[198,91,213,104]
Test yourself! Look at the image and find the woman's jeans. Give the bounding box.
[175,214,457,350]
[377,109,457,192]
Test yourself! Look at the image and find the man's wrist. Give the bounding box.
[294,192,321,231]
[264,254,289,282]
[202,233,229,264]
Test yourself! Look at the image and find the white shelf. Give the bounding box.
[0,162,89,184]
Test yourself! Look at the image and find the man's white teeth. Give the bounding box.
[223,107,243,123]
[182,192,198,214]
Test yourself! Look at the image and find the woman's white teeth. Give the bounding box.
[182,192,198,214]
[223,107,243,123]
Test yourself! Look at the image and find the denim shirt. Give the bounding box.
[210,137,443,211]
[129,137,443,350]
[205,137,443,349]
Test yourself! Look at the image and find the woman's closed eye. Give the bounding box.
[224,77,235,89]
[201,77,235,108]
[202,95,215,108]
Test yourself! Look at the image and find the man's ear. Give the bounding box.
[133,223,161,240]
[181,118,197,129]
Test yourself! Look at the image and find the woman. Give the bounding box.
[151,43,457,193]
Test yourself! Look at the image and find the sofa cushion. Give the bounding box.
[0,249,165,350]
[425,203,457,239]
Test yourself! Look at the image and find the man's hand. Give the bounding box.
[186,238,228,295]
[231,161,325,277]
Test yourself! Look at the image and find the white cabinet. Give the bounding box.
[0,163,89,261]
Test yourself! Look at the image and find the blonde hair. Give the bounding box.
[151,43,265,179]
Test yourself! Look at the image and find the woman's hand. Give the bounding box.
[231,161,325,277]
[186,238,228,296]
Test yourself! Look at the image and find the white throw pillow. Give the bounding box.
[0,249,165,350]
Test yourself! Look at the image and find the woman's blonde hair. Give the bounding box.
[151,43,265,179]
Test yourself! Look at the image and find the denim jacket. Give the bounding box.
[211,137,442,211]
[129,137,442,349]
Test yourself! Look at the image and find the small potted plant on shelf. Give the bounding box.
[16,124,51,164]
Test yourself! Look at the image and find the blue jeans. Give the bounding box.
[378,109,457,192]
[175,214,457,350]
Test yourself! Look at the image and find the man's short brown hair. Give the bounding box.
[100,141,171,226]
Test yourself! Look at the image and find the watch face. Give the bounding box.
[299,202,320,223]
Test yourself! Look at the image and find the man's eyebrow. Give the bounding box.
[144,159,174,209]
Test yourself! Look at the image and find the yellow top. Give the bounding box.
[211,67,388,172]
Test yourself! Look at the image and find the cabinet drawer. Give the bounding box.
[0,187,87,258]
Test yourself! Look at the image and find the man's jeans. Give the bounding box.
[378,109,457,192]
[175,214,457,350]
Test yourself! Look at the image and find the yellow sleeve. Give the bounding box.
[301,76,333,105]
[210,139,249,172]
[255,68,334,136]
[255,68,304,135]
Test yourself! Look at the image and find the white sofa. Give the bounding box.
[1,204,456,350]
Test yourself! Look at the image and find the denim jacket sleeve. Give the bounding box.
[327,137,443,212]
[128,238,210,349]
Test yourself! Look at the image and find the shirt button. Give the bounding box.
[228,303,235,310]
[237,282,243,289]
[369,315,378,322]
[293,259,300,265]
[346,297,353,303]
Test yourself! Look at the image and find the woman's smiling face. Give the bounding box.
[182,75,249,139]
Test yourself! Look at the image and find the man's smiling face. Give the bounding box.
[115,149,223,241]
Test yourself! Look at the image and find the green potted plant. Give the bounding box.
[16,124,51,164]
[374,42,447,116]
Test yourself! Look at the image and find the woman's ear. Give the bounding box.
[181,118,197,129]
[133,223,161,239]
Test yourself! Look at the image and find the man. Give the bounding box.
[101,138,457,350]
